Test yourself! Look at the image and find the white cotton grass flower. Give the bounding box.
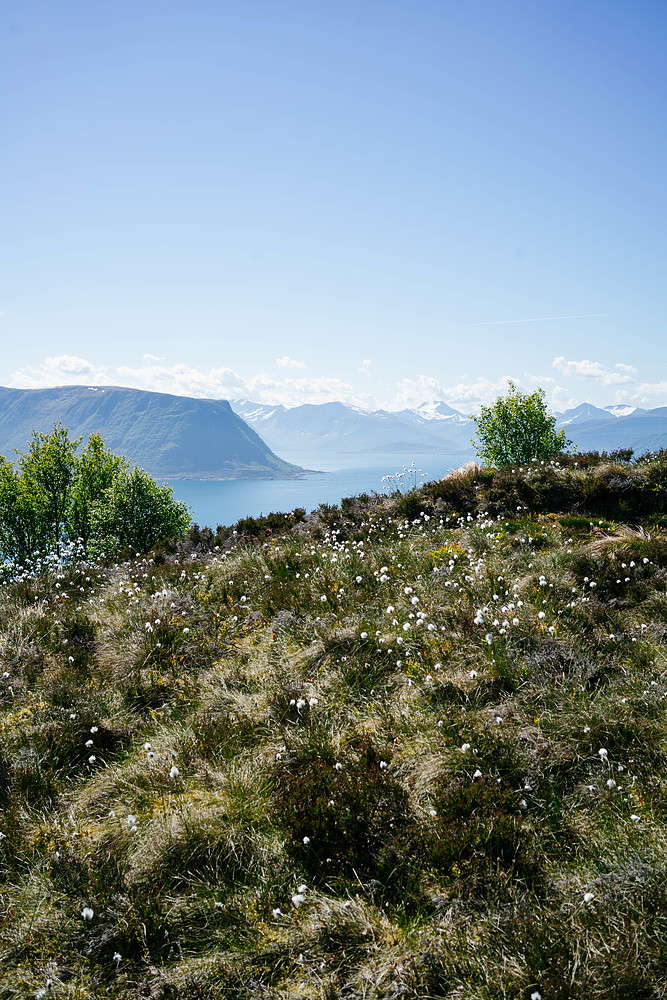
[292,883,308,907]
[531,993,542,1000]
[169,765,180,779]
[583,892,595,904]
[598,748,608,759]
[113,952,122,966]
[461,743,471,753]
[308,697,319,707]
[272,907,282,918]
[302,836,311,844]
[81,906,94,921]
[472,769,483,780]
[630,814,641,823]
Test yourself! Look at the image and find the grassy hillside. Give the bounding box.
[1,453,667,999]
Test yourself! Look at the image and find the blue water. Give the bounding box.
[165,452,471,529]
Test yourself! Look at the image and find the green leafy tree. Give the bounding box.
[18,423,80,554]
[70,432,126,551]
[0,458,43,560]
[472,382,571,466]
[93,466,191,555]
[0,424,191,562]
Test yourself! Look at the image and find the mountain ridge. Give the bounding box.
[231,397,667,456]
[1,386,665,473]
[0,385,306,480]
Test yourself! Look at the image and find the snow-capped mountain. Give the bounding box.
[389,401,469,424]
[555,405,667,454]
[230,399,474,454]
[555,403,648,425]
[230,397,667,458]
[555,403,615,425]
[604,405,644,418]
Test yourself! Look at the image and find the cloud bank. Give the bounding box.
[552,356,634,386]
[7,354,666,412]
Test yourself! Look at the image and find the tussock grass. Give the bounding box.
[1,454,667,997]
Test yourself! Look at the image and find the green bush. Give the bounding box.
[472,382,571,466]
[0,423,191,562]
[272,737,418,896]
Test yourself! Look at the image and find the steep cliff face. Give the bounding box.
[0,385,305,478]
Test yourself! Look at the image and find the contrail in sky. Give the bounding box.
[467,314,605,327]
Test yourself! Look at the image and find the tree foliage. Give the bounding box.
[472,382,571,467]
[0,423,191,562]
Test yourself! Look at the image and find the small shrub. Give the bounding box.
[472,382,571,466]
[426,776,538,897]
[272,737,418,896]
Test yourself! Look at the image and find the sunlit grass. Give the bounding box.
[1,454,667,997]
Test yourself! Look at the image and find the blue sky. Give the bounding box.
[2,0,666,412]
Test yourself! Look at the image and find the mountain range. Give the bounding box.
[230,399,473,454]
[552,402,667,454]
[232,398,667,458]
[0,386,305,479]
[0,386,665,479]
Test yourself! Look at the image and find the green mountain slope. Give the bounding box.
[0,385,305,478]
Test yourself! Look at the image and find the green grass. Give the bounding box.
[1,454,667,998]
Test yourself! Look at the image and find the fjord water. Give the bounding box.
[166,452,471,529]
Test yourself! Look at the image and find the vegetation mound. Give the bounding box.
[1,451,667,998]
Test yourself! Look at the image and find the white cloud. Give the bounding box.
[550,385,581,411]
[552,356,633,386]
[10,355,116,387]
[8,355,370,409]
[275,356,305,369]
[359,359,371,374]
[389,374,515,413]
[615,362,638,374]
[622,381,667,404]
[12,355,662,414]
